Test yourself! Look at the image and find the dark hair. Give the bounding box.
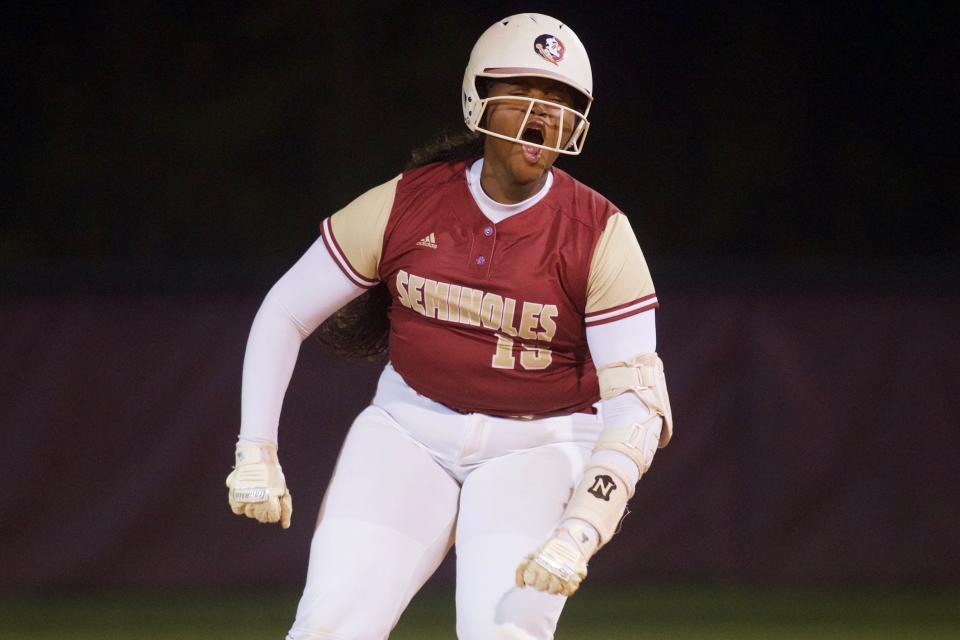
[406,130,485,170]
[314,131,484,359]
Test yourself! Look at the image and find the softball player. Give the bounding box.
[226,13,673,640]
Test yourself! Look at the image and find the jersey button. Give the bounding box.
[483,226,494,237]
[476,255,486,265]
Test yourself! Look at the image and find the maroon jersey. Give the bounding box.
[321,160,657,417]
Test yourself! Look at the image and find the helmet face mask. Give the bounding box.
[462,13,593,155]
[475,94,590,156]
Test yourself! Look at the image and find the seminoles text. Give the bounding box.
[396,269,558,370]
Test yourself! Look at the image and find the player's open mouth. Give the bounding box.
[520,125,545,146]
[520,123,545,163]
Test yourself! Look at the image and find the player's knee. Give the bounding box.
[287,588,399,640]
[497,587,563,640]
[285,629,343,640]
[494,622,541,639]
[456,621,542,640]
[287,619,390,640]
[457,595,561,640]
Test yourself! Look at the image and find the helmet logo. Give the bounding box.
[534,34,565,65]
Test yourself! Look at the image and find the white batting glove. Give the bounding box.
[225,442,292,529]
[515,520,598,596]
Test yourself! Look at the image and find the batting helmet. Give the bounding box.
[462,13,593,155]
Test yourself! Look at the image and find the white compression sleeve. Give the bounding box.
[239,237,366,445]
[562,310,658,538]
[586,307,658,470]
[586,309,658,446]
[586,309,656,366]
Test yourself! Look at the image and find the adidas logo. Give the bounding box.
[416,232,438,249]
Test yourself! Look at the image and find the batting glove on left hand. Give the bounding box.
[225,442,292,528]
[515,521,598,597]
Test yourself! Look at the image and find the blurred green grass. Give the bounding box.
[1,584,957,639]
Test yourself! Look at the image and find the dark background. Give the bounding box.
[2,1,958,594]
[6,1,957,290]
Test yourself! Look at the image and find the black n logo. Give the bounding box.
[587,474,617,501]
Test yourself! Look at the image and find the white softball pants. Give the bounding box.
[285,364,603,640]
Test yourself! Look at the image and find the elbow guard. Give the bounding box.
[597,352,674,454]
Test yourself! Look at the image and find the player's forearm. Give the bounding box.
[558,397,649,542]
[595,393,651,485]
[239,237,367,444]
[239,295,306,445]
